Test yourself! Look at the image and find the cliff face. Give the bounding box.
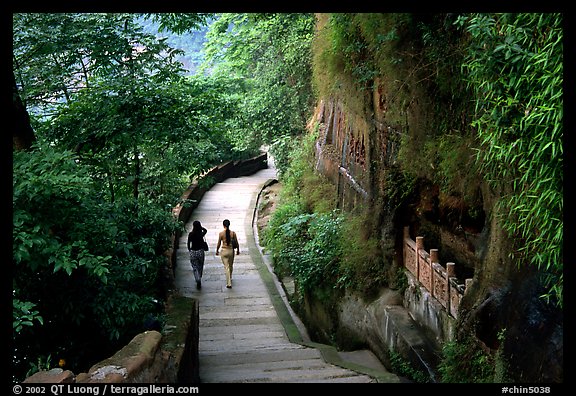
[310,89,562,382]
[304,13,562,382]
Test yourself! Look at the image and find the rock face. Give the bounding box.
[309,95,563,382]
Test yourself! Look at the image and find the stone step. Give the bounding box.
[199,364,375,383]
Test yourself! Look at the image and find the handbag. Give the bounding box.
[202,237,209,251]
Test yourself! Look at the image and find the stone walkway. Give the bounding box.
[174,158,399,383]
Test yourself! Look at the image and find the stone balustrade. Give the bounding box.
[403,227,471,319]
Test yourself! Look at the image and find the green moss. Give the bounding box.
[389,350,430,383]
[336,210,389,296]
[438,331,510,383]
[161,295,195,353]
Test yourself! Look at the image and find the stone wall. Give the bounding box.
[313,99,372,211]
[303,288,442,382]
[25,296,199,384]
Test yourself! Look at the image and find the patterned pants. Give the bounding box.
[189,249,205,283]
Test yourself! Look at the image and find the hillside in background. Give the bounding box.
[138,16,211,75]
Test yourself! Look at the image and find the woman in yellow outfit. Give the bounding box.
[215,219,240,288]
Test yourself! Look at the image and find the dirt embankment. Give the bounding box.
[256,181,282,236]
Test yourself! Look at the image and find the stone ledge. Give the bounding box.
[78,331,161,383]
[23,368,74,384]
[24,296,199,384]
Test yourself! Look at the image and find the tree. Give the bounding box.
[12,13,240,380]
[12,70,36,150]
[143,13,214,35]
[201,13,316,148]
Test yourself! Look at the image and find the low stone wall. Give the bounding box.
[25,296,199,384]
[329,290,442,382]
[172,153,268,227]
[403,272,455,344]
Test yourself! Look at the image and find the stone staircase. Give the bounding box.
[173,164,401,383]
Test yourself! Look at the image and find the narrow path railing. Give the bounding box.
[403,226,472,319]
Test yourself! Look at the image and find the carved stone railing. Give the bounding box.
[403,227,471,319]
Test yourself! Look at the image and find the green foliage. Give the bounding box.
[261,201,305,279]
[142,13,213,35]
[389,350,430,383]
[328,13,378,88]
[398,131,482,207]
[328,13,413,86]
[35,65,244,208]
[13,145,111,278]
[44,65,239,198]
[269,135,300,178]
[12,142,181,381]
[457,13,563,307]
[384,165,417,212]
[417,14,469,95]
[13,299,43,334]
[25,354,53,379]
[201,13,316,146]
[12,12,316,382]
[264,131,390,301]
[392,265,409,294]
[322,12,563,308]
[336,212,388,293]
[438,330,510,383]
[14,14,183,114]
[436,133,482,203]
[312,14,368,117]
[313,13,414,118]
[267,210,344,301]
[317,13,481,209]
[274,131,337,213]
[264,132,340,299]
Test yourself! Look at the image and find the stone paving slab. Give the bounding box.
[173,161,386,383]
[200,365,375,383]
[199,346,318,364]
[199,317,282,328]
[201,330,287,342]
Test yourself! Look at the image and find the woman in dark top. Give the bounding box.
[187,220,208,289]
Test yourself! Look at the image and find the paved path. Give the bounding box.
[173,159,398,383]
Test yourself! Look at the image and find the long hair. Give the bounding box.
[191,220,203,237]
[223,219,231,244]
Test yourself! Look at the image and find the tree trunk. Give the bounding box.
[133,144,140,199]
[12,71,36,151]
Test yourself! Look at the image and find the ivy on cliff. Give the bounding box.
[457,13,563,307]
[313,12,563,308]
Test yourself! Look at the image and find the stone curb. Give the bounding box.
[246,178,402,384]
